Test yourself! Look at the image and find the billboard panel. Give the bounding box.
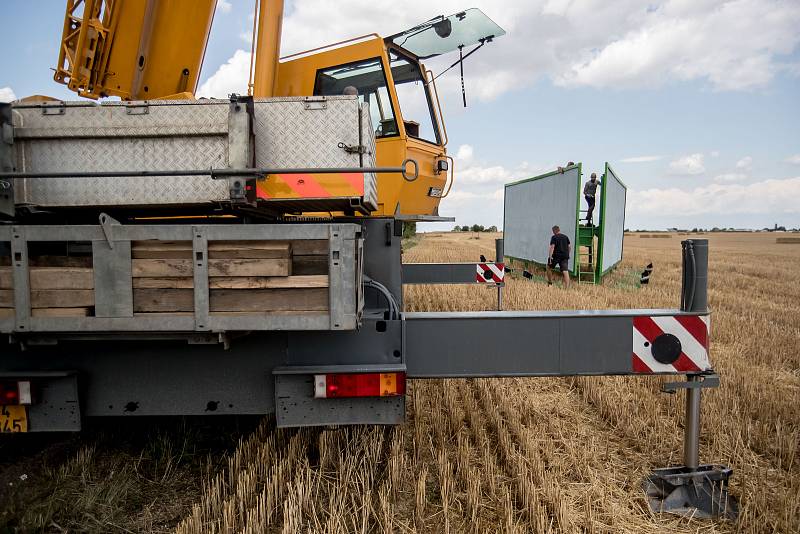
[503,165,580,274]
[599,163,626,274]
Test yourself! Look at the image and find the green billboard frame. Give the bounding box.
[503,162,627,284]
[596,162,628,278]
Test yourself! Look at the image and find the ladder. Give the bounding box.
[577,215,599,284]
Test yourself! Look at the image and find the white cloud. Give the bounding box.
[455,144,474,162]
[196,49,251,98]
[710,150,720,157]
[620,155,663,163]
[629,177,800,216]
[429,145,552,228]
[0,87,16,102]
[452,147,542,186]
[713,173,747,183]
[198,0,800,107]
[736,156,752,169]
[555,0,800,91]
[239,31,253,44]
[217,0,232,14]
[785,154,800,164]
[669,153,705,175]
[445,189,503,202]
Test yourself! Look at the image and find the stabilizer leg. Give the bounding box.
[644,464,736,519]
[644,374,738,520]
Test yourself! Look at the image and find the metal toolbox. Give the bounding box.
[9,96,377,214]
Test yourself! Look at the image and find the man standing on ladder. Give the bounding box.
[547,225,571,288]
[584,172,599,224]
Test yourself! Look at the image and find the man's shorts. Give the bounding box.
[585,194,595,208]
[548,256,569,271]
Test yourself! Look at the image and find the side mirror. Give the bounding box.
[434,19,452,38]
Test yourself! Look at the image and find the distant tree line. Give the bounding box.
[627,226,799,233]
[452,225,499,233]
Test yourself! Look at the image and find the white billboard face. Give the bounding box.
[503,166,580,273]
[600,164,626,274]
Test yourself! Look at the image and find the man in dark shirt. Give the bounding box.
[583,173,599,224]
[547,225,571,288]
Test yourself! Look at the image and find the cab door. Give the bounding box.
[383,48,448,216]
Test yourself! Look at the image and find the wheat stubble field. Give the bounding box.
[172,231,799,533]
[2,232,798,532]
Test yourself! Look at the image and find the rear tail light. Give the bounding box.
[0,381,32,405]
[314,372,406,399]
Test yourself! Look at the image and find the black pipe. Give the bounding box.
[681,239,708,313]
[0,162,418,181]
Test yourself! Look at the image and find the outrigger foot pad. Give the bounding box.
[644,465,738,520]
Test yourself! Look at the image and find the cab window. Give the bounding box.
[387,49,441,145]
[314,58,399,138]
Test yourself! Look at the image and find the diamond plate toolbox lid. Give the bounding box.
[11,96,377,214]
[253,96,377,213]
[12,99,234,208]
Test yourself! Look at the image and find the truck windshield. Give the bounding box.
[314,58,399,139]
[388,50,440,145]
[314,53,441,145]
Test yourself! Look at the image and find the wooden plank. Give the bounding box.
[132,240,291,259]
[132,288,328,313]
[210,275,328,289]
[132,275,328,290]
[132,259,291,278]
[132,277,195,289]
[32,307,91,317]
[0,290,12,307]
[132,311,325,318]
[0,267,94,290]
[291,240,328,256]
[30,290,95,308]
[134,312,194,317]
[292,255,328,275]
[0,308,13,318]
[29,256,92,267]
[133,289,193,312]
[210,288,328,312]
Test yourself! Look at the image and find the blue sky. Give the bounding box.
[2,0,799,230]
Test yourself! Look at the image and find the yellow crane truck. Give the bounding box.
[0,0,735,518]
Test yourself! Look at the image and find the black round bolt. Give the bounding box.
[651,333,682,364]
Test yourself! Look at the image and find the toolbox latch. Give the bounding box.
[125,102,150,115]
[303,96,328,110]
[41,101,66,116]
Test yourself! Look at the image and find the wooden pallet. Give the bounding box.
[0,267,94,317]
[0,239,332,318]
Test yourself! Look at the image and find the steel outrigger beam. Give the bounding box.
[402,239,737,520]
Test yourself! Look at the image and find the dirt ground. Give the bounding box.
[1,231,798,533]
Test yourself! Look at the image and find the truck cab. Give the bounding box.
[274,9,504,218]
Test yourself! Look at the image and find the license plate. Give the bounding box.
[0,405,28,433]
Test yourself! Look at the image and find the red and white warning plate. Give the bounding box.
[476,263,504,284]
[632,314,711,373]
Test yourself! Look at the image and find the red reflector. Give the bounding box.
[0,382,20,406]
[315,372,406,398]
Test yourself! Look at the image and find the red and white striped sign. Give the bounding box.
[476,263,504,284]
[632,315,711,373]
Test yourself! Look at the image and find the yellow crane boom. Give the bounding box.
[54,0,217,100]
